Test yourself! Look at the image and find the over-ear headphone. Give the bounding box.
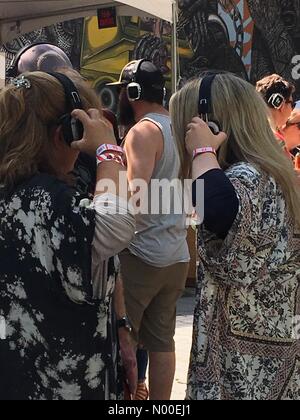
[198,74,221,135]
[126,59,146,102]
[268,93,285,109]
[7,42,54,78]
[48,72,84,146]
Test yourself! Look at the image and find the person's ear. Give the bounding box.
[52,125,66,150]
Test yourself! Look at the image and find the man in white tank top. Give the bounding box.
[108,60,190,400]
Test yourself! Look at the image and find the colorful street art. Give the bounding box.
[2,0,300,106]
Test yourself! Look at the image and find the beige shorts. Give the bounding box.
[119,249,189,353]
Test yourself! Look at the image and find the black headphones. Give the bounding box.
[49,72,84,145]
[126,59,146,102]
[7,42,55,78]
[198,74,221,135]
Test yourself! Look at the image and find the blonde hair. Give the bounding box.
[169,73,300,227]
[0,70,101,193]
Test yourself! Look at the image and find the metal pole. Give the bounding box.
[171,0,178,93]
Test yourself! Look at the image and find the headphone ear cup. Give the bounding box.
[127,82,142,101]
[208,121,221,135]
[59,114,72,145]
[59,114,83,146]
[71,117,84,142]
[268,93,285,109]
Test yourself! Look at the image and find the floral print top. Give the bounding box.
[0,174,125,400]
[187,162,300,400]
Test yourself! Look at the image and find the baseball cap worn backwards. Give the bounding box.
[107,60,165,90]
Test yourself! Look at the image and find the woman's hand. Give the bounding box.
[185,117,227,156]
[71,108,117,156]
[119,328,138,397]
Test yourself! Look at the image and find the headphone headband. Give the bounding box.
[198,74,221,135]
[47,72,84,145]
[132,59,146,83]
[126,59,146,102]
[48,72,83,112]
[198,74,217,116]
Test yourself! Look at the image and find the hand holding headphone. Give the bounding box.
[186,116,227,157]
[49,72,84,145]
[198,74,221,135]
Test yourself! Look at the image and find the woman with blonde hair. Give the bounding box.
[0,71,137,400]
[170,72,300,400]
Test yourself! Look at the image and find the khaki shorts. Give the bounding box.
[119,249,189,353]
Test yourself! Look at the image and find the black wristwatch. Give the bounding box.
[117,316,132,333]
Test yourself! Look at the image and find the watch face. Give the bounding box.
[118,317,132,332]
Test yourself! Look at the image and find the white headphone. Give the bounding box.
[268,93,285,109]
[126,59,145,102]
[126,59,167,103]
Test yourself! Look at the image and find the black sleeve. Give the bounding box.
[192,169,239,239]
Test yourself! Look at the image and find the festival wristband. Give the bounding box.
[193,147,217,160]
[96,152,125,167]
[96,144,124,157]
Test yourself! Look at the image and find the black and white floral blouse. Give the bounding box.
[0,173,135,400]
[187,162,300,400]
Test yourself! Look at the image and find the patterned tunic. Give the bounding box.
[187,163,300,400]
[0,174,124,400]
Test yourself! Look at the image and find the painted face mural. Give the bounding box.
[247,0,300,98]
[177,0,249,82]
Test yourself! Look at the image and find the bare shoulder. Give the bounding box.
[125,120,163,150]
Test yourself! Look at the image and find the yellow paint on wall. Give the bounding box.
[87,17,118,49]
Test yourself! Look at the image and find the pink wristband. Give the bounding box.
[96,144,124,157]
[193,147,217,160]
[96,152,125,167]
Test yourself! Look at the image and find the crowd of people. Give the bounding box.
[0,43,299,401]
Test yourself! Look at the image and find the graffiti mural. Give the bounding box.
[2,1,300,101]
[247,0,300,97]
[79,2,256,108]
[177,0,300,96]
[177,0,249,82]
[1,19,83,73]
[79,15,191,111]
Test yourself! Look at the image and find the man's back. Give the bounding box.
[128,113,189,267]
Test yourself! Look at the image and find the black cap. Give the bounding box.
[107,60,165,90]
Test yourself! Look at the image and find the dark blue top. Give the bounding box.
[192,169,239,239]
